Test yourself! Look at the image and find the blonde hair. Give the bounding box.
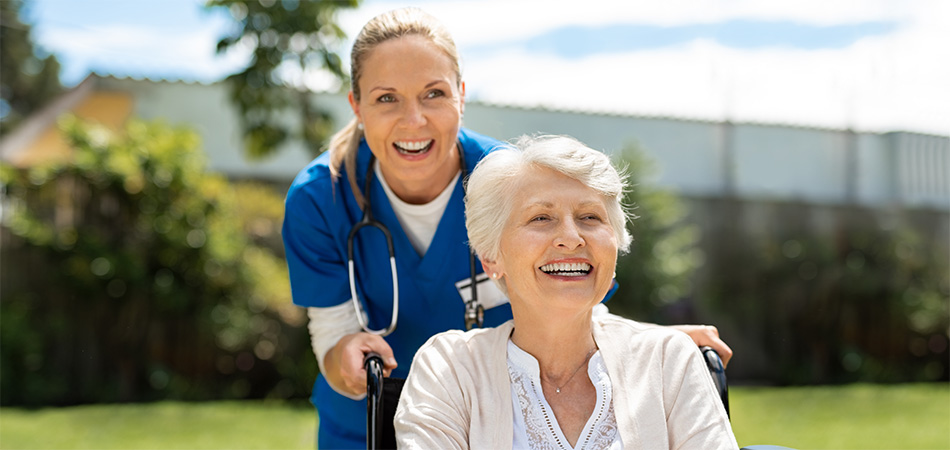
[328,7,462,208]
[465,135,632,294]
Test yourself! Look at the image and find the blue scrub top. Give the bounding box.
[282,128,513,449]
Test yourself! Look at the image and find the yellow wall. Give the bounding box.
[11,91,134,167]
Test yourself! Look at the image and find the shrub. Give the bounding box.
[0,117,313,405]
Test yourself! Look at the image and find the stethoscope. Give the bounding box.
[347,141,484,337]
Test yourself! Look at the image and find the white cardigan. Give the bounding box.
[394,314,738,450]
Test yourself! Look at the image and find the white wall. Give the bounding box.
[99,77,949,211]
[733,125,847,202]
[100,77,317,180]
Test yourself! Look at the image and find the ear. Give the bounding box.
[459,81,466,117]
[480,257,502,279]
[348,91,361,123]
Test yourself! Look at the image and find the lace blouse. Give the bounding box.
[507,340,623,450]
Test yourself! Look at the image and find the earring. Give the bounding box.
[357,122,364,131]
[491,273,499,280]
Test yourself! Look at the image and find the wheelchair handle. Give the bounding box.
[364,352,385,450]
[700,346,730,417]
[364,352,384,373]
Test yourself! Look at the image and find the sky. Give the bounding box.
[23,0,950,136]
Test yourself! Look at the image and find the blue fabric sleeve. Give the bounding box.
[282,168,352,308]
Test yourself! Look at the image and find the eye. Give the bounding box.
[581,213,603,222]
[376,93,396,103]
[425,89,445,99]
[529,215,551,223]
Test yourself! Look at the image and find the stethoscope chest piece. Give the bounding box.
[465,301,484,331]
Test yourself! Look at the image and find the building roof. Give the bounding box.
[0,75,135,167]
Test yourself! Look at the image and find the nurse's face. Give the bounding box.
[483,166,618,319]
[349,35,465,204]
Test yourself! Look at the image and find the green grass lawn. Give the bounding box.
[0,400,316,450]
[1,383,947,449]
[730,383,950,450]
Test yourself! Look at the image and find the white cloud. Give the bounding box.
[32,0,948,134]
[37,23,249,84]
[463,32,949,134]
[342,0,922,47]
[339,0,949,135]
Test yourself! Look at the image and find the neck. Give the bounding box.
[381,148,461,205]
[510,305,596,378]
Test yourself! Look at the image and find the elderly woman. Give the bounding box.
[394,135,738,449]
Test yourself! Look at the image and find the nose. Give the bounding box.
[554,218,585,250]
[400,99,426,128]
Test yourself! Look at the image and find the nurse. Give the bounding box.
[281,7,732,449]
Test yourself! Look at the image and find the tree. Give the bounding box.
[207,0,359,159]
[703,206,949,384]
[611,143,704,323]
[0,117,314,405]
[0,0,63,135]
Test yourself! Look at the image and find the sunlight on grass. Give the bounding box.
[0,400,316,450]
[1,384,947,449]
[730,383,950,450]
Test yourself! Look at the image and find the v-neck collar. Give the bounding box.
[354,138,470,287]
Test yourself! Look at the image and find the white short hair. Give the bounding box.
[465,135,632,291]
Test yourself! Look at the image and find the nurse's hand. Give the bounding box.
[324,332,398,397]
[670,324,733,367]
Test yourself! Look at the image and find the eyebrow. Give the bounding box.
[368,80,449,94]
[522,199,604,209]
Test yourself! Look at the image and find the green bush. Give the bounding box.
[0,117,314,405]
[609,143,948,385]
[611,143,704,322]
[702,201,949,384]
[752,222,947,383]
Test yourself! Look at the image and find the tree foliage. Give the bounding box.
[705,204,949,384]
[0,117,314,405]
[610,144,948,385]
[0,0,63,135]
[206,0,359,160]
[612,143,704,322]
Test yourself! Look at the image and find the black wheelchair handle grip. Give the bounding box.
[365,352,385,450]
[699,346,730,418]
[364,352,384,406]
[364,352,384,370]
[700,346,725,373]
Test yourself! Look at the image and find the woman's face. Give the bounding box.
[349,35,465,203]
[483,166,618,317]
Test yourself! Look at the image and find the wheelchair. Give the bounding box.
[364,347,794,450]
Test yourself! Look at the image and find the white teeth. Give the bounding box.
[394,140,432,152]
[539,262,592,276]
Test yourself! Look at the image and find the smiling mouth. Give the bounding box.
[539,262,592,277]
[394,139,434,155]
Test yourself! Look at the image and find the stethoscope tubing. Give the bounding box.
[347,220,399,336]
[347,141,481,337]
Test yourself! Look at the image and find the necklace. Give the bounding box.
[543,347,597,394]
